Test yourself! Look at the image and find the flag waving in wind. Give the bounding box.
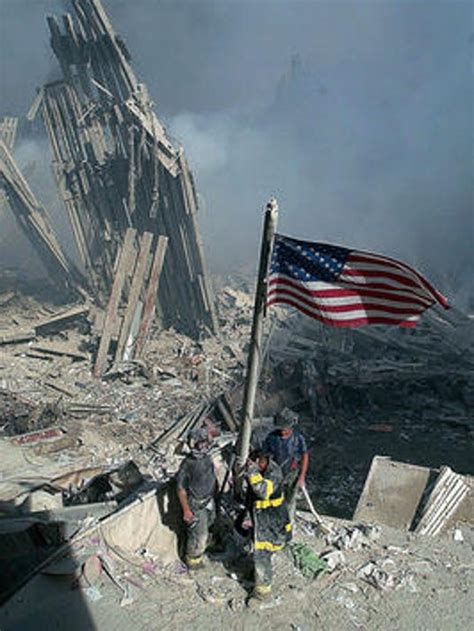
[267,234,449,328]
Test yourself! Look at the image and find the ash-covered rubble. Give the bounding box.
[1,273,472,512]
[0,280,251,449]
[0,275,252,603]
[0,273,473,623]
[262,304,474,516]
[0,3,250,550]
[1,0,472,624]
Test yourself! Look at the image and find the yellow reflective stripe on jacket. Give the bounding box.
[249,474,274,501]
[255,494,284,509]
[285,522,292,532]
[255,540,285,552]
[264,479,274,500]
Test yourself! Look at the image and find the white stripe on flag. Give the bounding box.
[267,286,428,311]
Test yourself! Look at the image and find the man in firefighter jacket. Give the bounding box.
[246,449,292,600]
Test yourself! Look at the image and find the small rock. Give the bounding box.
[453,528,464,542]
[259,595,283,610]
[334,593,356,609]
[320,550,345,571]
[342,582,359,594]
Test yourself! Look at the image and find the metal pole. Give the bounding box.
[235,198,279,470]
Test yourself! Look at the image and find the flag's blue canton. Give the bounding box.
[271,234,350,283]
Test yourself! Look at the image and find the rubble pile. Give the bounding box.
[0,280,251,454]
[0,288,472,631]
[264,305,474,516]
[266,304,474,420]
[0,275,252,604]
[1,272,471,500]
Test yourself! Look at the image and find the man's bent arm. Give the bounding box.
[298,452,309,486]
[178,487,194,521]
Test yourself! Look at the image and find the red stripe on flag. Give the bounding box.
[267,285,424,316]
[341,268,423,290]
[348,253,448,307]
[268,276,432,307]
[267,296,419,328]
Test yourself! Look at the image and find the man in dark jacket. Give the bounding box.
[246,449,291,600]
[263,408,309,522]
[176,428,217,569]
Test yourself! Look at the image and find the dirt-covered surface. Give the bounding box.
[1,276,473,629]
[1,516,473,630]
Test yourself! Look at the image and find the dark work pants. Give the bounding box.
[186,504,214,562]
[254,549,273,589]
[283,469,299,523]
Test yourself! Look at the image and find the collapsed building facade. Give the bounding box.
[1,0,218,343]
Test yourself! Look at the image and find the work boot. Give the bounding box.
[246,584,272,609]
[252,584,272,601]
[186,554,205,571]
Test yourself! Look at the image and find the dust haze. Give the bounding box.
[0,0,472,305]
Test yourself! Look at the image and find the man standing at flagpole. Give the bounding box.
[176,428,217,570]
[263,407,309,523]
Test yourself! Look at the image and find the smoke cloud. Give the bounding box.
[0,1,472,306]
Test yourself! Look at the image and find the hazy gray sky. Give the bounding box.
[0,1,472,303]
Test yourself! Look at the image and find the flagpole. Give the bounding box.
[235,198,279,471]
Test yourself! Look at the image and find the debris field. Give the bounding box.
[0,0,473,629]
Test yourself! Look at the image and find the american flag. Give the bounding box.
[267,234,449,327]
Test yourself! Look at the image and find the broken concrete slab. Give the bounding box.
[99,485,180,564]
[29,501,118,525]
[0,502,117,534]
[30,345,88,362]
[354,456,474,534]
[0,329,35,345]
[353,456,432,530]
[7,424,78,456]
[18,488,63,513]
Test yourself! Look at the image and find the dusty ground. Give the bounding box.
[1,515,473,630]
[1,278,473,630]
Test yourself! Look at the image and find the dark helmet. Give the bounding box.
[187,427,209,450]
[274,407,298,429]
